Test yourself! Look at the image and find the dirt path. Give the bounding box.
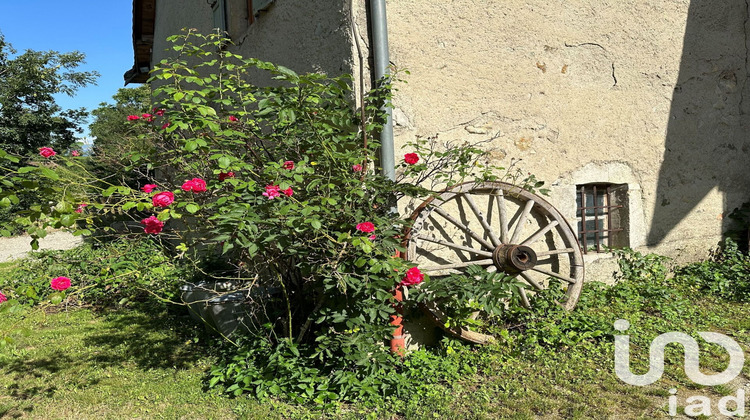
[0,231,84,263]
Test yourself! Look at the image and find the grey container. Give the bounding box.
[180,281,250,337]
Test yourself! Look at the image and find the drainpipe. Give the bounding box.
[369,0,395,181]
[369,0,404,356]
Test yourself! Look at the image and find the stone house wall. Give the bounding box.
[143,0,750,279]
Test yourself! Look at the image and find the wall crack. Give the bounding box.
[612,62,618,87]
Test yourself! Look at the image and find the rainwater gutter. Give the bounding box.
[369,0,395,181]
[367,0,405,356]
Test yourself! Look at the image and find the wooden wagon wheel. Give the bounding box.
[404,181,584,344]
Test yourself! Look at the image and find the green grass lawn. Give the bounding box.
[2,295,749,419]
[2,243,750,419]
[0,307,284,419]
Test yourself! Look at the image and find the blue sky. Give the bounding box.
[0,1,134,138]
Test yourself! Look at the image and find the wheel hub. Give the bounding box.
[492,244,537,273]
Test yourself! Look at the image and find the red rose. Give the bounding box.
[0,291,7,303]
[141,216,164,234]
[75,203,87,213]
[283,161,295,170]
[401,267,424,286]
[229,115,239,122]
[141,113,153,122]
[262,184,280,199]
[141,184,157,193]
[356,222,375,233]
[155,109,165,116]
[218,171,235,181]
[404,153,419,165]
[50,276,71,291]
[152,191,175,207]
[39,147,56,158]
[127,115,140,121]
[282,187,294,197]
[161,122,171,130]
[182,178,206,192]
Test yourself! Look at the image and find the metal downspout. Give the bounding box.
[369,0,395,181]
[368,0,405,356]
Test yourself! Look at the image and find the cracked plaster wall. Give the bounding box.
[368,0,750,273]
[149,0,750,279]
[151,0,354,86]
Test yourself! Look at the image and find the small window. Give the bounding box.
[576,183,629,253]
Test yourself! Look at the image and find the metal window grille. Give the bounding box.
[577,184,626,253]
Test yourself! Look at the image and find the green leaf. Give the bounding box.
[185,203,200,214]
[310,219,322,230]
[50,293,63,305]
[39,167,59,180]
[60,214,75,227]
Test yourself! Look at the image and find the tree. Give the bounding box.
[0,34,98,155]
[90,85,152,162]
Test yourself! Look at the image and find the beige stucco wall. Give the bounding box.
[374,0,750,273]
[146,0,750,279]
[151,0,353,84]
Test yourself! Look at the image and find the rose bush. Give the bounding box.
[0,31,541,405]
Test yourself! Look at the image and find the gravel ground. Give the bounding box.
[0,231,84,263]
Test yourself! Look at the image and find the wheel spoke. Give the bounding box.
[462,193,501,247]
[420,259,494,272]
[518,287,531,308]
[430,206,495,250]
[536,248,575,257]
[509,199,535,244]
[519,272,545,291]
[530,266,577,284]
[416,235,494,257]
[494,189,509,243]
[520,220,559,246]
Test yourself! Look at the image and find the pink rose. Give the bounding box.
[283,161,295,170]
[182,178,207,193]
[39,147,56,158]
[152,191,175,208]
[356,222,375,233]
[218,171,235,181]
[0,291,6,303]
[141,184,157,193]
[404,153,419,165]
[71,150,80,157]
[141,216,164,234]
[368,234,377,240]
[282,187,294,197]
[401,267,424,286]
[127,115,140,121]
[352,164,363,172]
[75,203,87,213]
[51,276,71,291]
[229,115,239,122]
[262,184,280,199]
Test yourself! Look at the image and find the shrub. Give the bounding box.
[675,238,750,301]
[0,30,540,405]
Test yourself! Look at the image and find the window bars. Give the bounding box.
[577,184,626,253]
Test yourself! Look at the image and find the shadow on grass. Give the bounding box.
[80,307,213,370]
